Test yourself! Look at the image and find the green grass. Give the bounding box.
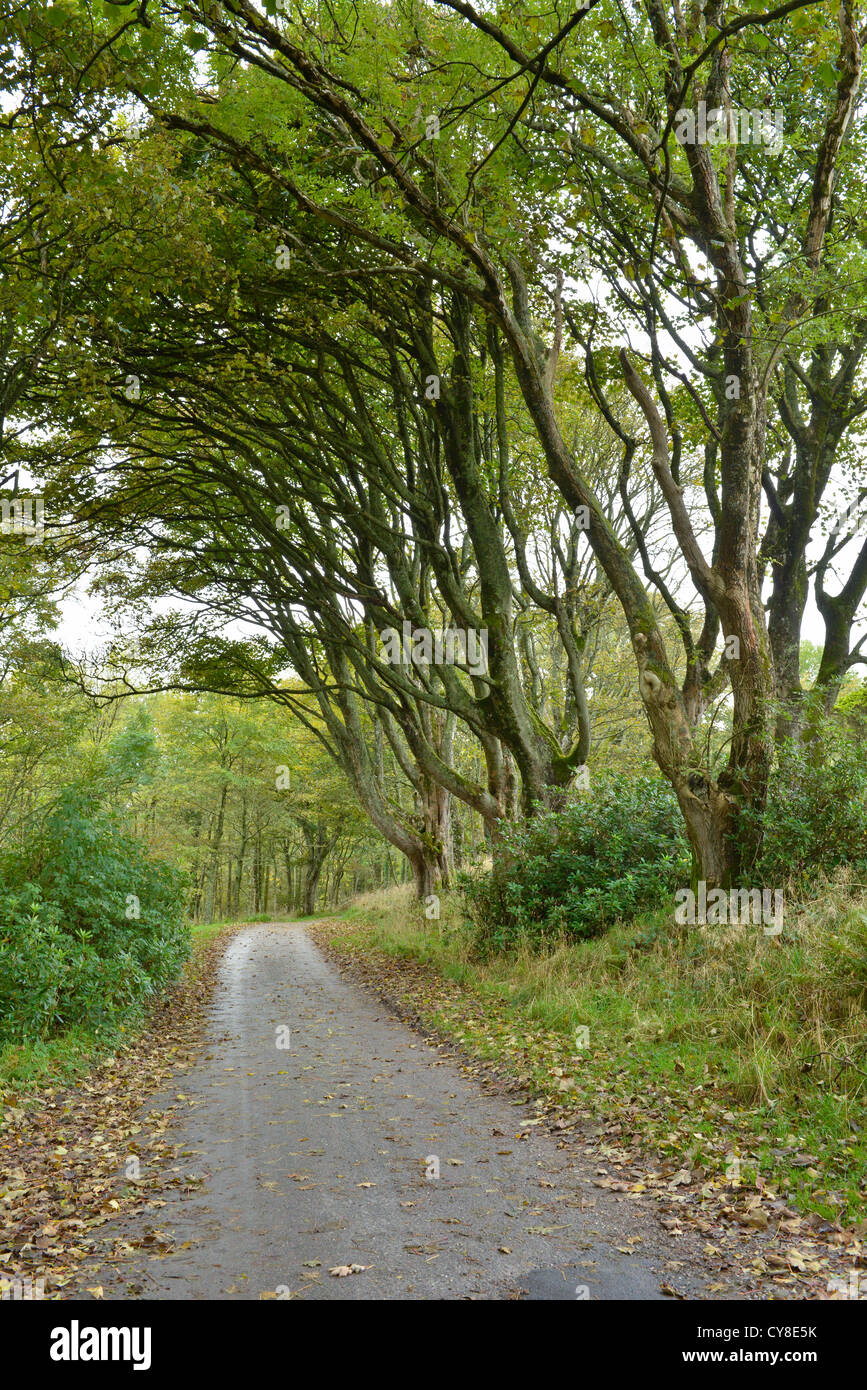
[321,877,867,1226]
[201,907,344,927]
[0,1023,120,1099]
[191,919,235,942]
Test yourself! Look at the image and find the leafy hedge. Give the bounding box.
[460,724,867,957]
[0,793,188,1043]
[460,776,691,952]
[742,722,867,888]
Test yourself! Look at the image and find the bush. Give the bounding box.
[460,776,690,952]
[741,722,867,889]
[0,792,189,1043]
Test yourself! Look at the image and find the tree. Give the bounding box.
[120,0,860,885]
[20,0,867,887]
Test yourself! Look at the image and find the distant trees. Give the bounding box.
[0,647,393,920]
[142,694,384,919]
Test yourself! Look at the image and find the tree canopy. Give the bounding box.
[4,0,867,891]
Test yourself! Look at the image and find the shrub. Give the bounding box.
[0,792,188,1043]
[741,722,867,889]
[460,776,690,952]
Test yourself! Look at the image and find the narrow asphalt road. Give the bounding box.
[88,922,724,1300]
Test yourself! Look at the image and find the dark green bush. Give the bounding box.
[0,792,189,1043]
[741,722,867,888]
[460,776,691,952]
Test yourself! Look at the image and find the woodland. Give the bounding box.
[1,1,866,1096]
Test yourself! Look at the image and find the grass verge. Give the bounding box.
[313,872,867,1231]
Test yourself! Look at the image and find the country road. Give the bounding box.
[85,922,729,1301]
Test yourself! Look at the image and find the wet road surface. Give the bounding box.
[88,923,722,1300]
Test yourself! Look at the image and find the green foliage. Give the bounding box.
[836,677,867,718]
[0,791,188,1043]
[820,903,867,996]
[741,723,867,888]
[460,777,690,953]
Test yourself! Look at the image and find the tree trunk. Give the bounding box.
[303,862,322,914]
[203,782,229,923]
[233,798,249,917]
